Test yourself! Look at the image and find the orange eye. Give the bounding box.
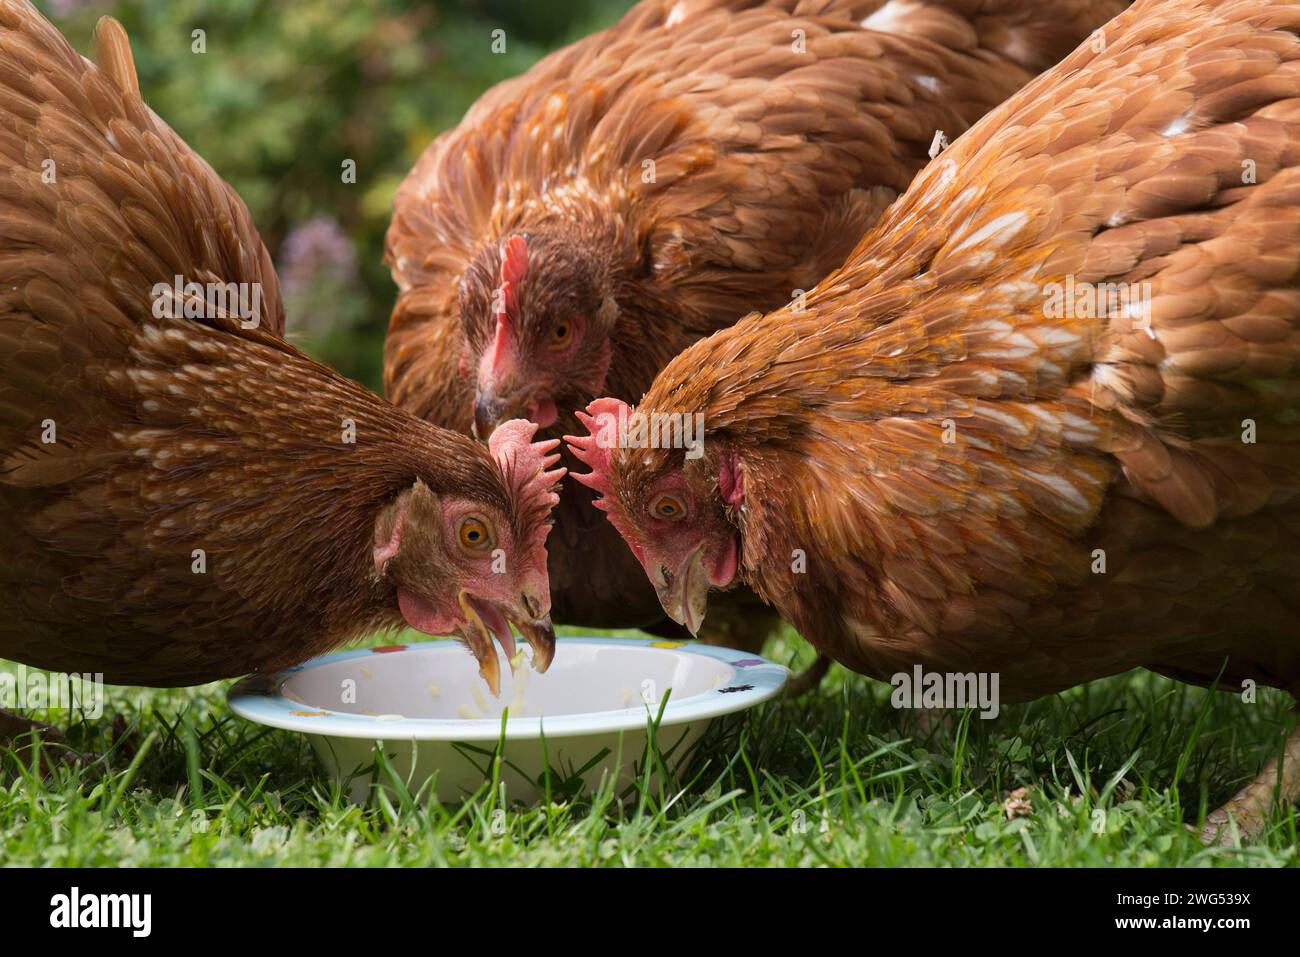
[651,494,685,521]
[458,517,493,550]
[551,322,572,348]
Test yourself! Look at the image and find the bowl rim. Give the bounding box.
[227,636,790,742]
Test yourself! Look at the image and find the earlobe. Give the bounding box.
[373,501,406,571]
[374,481,438,573]
[719,451,744,507]
[596,295,619,332]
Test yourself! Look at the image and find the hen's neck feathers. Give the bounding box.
[108,321,506,637]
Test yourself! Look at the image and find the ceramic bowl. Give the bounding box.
[228,636,788,803]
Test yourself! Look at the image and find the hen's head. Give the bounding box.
[372,420,565,694]
[459,232,618,438]
[565,398,742,634]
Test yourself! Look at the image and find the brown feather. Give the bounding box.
[597,0,1300,701]
[385,0,1128,633]
[0,1,556,686]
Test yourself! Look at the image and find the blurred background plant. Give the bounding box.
[37,0,632,389]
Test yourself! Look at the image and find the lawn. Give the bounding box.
[10,2,1295,872]
[1,628,1295,867]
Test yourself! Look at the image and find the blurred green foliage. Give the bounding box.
[36,0,633,390]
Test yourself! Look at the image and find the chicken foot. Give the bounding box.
[1200,719,1300,845]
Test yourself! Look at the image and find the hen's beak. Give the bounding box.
[653,546,711,637]
[457,589,557,696]
[473,390,509,441]
[473,385,558,439]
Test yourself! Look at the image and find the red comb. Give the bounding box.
[484,236,528,387]
[496,234,528,321]
[489,418,565,563]
[564,397,644,564]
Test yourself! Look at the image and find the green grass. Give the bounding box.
[1,628,1296,866]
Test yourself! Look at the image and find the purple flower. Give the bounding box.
[278,216,358,297]
[277,216,361,338]
[47,0,100,16]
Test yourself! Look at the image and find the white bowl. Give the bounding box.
[228,636,788,803]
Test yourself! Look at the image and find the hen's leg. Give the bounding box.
[1200,720,1300,845]
[783,655,831,699]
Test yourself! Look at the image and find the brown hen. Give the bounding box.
[570,0,1300,842]
[385,0,1128,645]
[0,3,563,712]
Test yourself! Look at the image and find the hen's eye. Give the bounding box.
[551,322,572,347]
[651,494,686,521]
[458,517,493,550]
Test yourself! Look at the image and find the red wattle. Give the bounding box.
[529,396,558,428]
[709,537,739,588]
[397,587,455,636]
